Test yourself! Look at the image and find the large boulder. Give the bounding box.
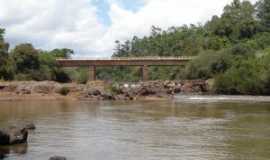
[0,127,28,145]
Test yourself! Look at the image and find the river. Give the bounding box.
[0,95,270,160]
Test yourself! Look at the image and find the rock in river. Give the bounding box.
[25,123,36,130]
[0,127,28,145]
[49,156,67,160]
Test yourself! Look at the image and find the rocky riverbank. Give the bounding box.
[0,80,209,101]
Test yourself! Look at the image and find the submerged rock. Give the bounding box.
[0,127,28,145]
[49,156,67,160]
[25,123,36,130]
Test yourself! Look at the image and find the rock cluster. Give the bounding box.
[0,124,35,159]
[82,80,208,100]
[0,81,61,95]
[121,80,207,96]
[0,127,28,145]
[0,80,208,101]
[85,89,116,100]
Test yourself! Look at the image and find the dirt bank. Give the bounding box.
[0,80,209,101]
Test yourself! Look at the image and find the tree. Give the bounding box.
[214,58,265,95]
[11,43,40,73]
[0,28,13,80]
[0,29,8,61]
[206,0,259,40]
[50,48,74,59]
[257,0,270,30]
[0,28,5,40]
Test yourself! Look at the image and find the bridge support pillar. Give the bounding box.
[141,65,149,81]
[89,65,96,81]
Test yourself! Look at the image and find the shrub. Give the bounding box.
[214,58,265,95]
[105,82,121,95]
[14,73,33,81]
[58,87,70,96]
[183,50,232,79]
[64,68,89,84]
[54,70,71,83]
[75,68,89,84]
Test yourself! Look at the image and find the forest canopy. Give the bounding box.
[112,0,270,95]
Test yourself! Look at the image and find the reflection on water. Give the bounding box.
[0,144,28,157]
[0,98,270,160]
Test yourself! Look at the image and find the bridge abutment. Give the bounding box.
[141,65,149,81]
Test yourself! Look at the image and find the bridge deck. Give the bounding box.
[57,57,193,67]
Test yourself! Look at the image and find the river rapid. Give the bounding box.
[0,95,270,160]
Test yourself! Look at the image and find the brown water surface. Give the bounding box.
[0,97,270,160]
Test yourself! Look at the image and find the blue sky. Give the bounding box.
[92,0,145,26]
[92,0,111,25]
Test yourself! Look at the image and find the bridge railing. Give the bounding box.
[57,56,194,61]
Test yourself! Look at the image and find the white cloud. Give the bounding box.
[0,0,259,58]
[0,0,108,57]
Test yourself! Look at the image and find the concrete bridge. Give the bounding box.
[56,57,193,81]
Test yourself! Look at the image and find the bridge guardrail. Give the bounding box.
[57,56,194,61]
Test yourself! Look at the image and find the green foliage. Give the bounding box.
[0,42,72,82]
[214,47,270,95]
[214,58,265,95]
[75,70,89,84]
[0,27,73,82]
[113,25,206,57]
[257,0,270,30]
[97,66,140,82]
[105,82,121,95]
[38,52,57,80]
[0,28,4,40]
[49,48,74,59]
[206,0,259,40]
[11,43,40,73]
[65,67,89,84]
[14,73,34,81]
[53,70,71,83]
[0,28,12,80]
[183,50,233,79]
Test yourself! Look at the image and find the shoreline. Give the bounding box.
[1,81,270,103]
[0,92,174,102]
[1,92,270,102]
[0,80,208,102]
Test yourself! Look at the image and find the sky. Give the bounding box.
[0,0,258,58]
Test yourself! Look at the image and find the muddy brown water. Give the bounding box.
[0,96,270,160]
